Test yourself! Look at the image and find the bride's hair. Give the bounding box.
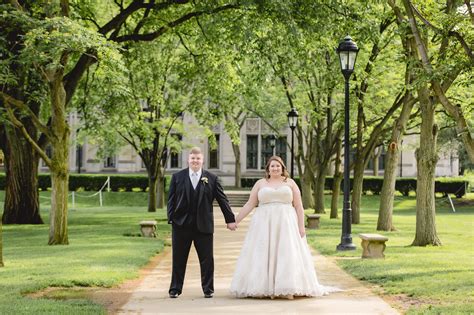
[264,156,290,180]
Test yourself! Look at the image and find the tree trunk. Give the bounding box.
[2,127,42,224]
[399,0,442,246]
[300,168,314,209]
[377,93,414,231]
[148,175,158,212]
[157,170,166,209]
[232,143,241,188]
[0,220,3,267]
[412,87,441,246]
[313,168,327,214]
[330,139,342,219]
[351,160,365,224]
[48,77,70,245]
[373,147,381,176]
[49,169,69,245]
[377,144,398,231]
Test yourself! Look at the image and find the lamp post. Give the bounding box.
[287,108,298,178]
[269,134,277,156]
[336,35,359,251]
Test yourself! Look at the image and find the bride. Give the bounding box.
[230,156,336,299]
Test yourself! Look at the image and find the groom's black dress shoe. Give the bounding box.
[169,291,180,298]
[204,292,213,298]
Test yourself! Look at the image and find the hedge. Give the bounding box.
[241,176,469,198]
[0,173,468,197]
[0,173,171,192]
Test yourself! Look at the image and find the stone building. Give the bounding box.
[0,113,459,186]
[30,113,460,186]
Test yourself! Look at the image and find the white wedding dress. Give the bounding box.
[230,185,335,298]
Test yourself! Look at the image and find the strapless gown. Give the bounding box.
[230,185,335,298]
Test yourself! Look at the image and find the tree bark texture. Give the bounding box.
[300,168,315,209]
[373,147,381,176]
[330,139,342,219]
[156,171,166,210]
[232,143,241,188]
[412,87,441,246]
[313,168,327,214]
[377,93,415,231]
[401,0,442,246]
[48,77,70,245]
[351,160,366,224]
[2,126,43,224]
[148,175,158,213]
[0,220,3,267]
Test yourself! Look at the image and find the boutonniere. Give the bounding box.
[201,177,209,184]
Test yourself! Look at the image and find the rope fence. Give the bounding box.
[37,176,111,209]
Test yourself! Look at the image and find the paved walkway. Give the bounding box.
[117,211,399,314]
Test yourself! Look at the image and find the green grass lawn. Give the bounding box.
[0,191,473,314]
[0,191,170,314]
[305,193,474,314]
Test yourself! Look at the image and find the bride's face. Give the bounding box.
[268,160,282,177]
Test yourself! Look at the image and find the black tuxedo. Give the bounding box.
[167,168,235,295]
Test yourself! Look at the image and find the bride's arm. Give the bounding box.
[290,179,306,237]
[235,180,261,224]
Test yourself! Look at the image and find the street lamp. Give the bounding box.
[269,134,277,155]
[287,108,298,178]
[336,35,359,251]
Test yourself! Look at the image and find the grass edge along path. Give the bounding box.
[0,191,170,314]
[305,194,474,314]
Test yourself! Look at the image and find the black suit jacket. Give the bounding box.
[167,168,235,234]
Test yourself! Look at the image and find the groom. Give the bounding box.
[167,147,236,298]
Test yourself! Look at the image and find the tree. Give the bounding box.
[408,1,474,162]
[0,220,3,267]
[0,3,45,225]
[377,2,419,231]
[82,38,186,211]
[349,14,407,224]
[330,138,342,219]
[1,1,241,244]
[388,0,472,246]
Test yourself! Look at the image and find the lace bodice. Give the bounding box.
[258,186,293,205]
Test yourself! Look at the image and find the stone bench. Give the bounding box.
[139,220,157,238]
[359,233,389,258]
[305,214,321,229]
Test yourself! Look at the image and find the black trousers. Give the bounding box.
[169,225,214,294]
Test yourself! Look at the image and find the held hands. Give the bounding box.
[227,222,237,231]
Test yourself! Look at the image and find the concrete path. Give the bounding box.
[117,211,399,314]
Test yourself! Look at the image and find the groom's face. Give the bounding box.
[188,153,203,172]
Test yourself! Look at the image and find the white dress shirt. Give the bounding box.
[189,169,202,189]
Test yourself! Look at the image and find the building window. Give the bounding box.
[247,135,258,169]
[170,151,181,169]
[169,134,182,169]
[76,145,83,173]
[104,156,116,168]
[260,136,287,169]
[276,136,287,164]
[261,136,273,169]
[379,147,386,170]
[208,134,220,169]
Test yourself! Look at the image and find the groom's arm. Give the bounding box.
[214,177,235,224]
[167,174,177,224]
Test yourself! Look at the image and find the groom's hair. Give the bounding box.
[189,147,202,155]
